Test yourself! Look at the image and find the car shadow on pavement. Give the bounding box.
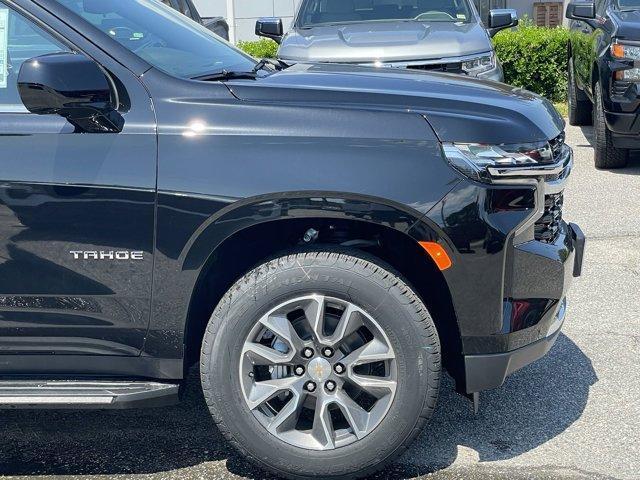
[0,334,596,479]
[579,125,640,174]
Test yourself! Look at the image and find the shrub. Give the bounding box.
[493,22,570,102]
[237,38,279,59]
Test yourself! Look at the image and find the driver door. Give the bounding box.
[0,1,157,361]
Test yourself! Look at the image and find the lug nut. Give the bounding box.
[333,363,345,375]
[302,347,314,359]
[294,365,305,376]
[321,347,334,358]
[304,381,317,392]
[325,380,336,392]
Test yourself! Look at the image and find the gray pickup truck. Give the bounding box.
[256,0,517,82]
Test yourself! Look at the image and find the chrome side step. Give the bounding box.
[0,380,180,409]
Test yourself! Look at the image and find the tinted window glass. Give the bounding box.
[0,2,69,111]
[617,0,640,8]
[53,0,255,78]
[298,0,473,26]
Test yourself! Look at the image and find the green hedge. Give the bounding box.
[493,23,570,102]
[238,24,570,102]
[237,38,278,59]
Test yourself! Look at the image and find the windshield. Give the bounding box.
[53,0,255,78]
[297,0,474,27]
[617,0,640,9]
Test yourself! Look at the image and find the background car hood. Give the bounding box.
[279,21,492,63]
[610,9,640,40]
[227,64,564,144]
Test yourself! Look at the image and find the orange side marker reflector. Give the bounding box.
[418,242,452,271]
[612,43,625,58]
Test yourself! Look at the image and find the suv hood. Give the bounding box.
[227,64,564,144]
[279,21,492,63]
[611,9,640,40]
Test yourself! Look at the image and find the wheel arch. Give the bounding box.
[180,193,463,383]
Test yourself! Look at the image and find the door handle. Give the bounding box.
[581,27,591,34]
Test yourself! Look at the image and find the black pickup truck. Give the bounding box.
[0,0,584,478]
[567,0,640,168]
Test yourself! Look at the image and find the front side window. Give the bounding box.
[0,2,70,111]
[297,0,474,27]
[617,0,640,9]
[53,0,255,78]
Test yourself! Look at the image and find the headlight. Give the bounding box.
[611,42,640,59]
[442,141,555,182]
[462,53,495,75]
[611,41,640,81]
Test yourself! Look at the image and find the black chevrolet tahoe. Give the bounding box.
[567,0,640,168]
[0,0,584,478]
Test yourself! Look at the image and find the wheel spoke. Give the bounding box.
[311,395,335,449]
[246,376,299,410]
[258,313,305,353]
[347,373,396,397]
[324,303,364,346]
[342,338,394,368]
[267,389,305,434]
[335,390,370,439]
[303,294,326,343]
[242,342,292,365]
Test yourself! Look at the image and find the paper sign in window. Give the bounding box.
[0,9,8,89]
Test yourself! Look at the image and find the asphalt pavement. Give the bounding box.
[0,124,638,480]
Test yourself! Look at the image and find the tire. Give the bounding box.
[200,250,441,479]
[567,60,592,126]
[593,81,629,169]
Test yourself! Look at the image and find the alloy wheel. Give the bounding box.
[239,294,397,450]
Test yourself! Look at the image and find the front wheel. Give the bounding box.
[593,80,629,169]
[200,251,441,479]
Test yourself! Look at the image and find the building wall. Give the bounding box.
[193,0,303,42]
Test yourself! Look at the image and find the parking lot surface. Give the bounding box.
[1,124,638,480]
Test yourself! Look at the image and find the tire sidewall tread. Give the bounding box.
[200,250,441,480]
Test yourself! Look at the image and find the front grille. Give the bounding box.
[534,133,568,243]
[535,193,564,243]
[406,62,463,74]
[612,80,632,97]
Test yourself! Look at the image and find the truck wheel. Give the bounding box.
[593,81,629,169]
[568,60,592,126]
[200,250,441,479]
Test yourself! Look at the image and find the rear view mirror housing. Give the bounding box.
[18,53,123,133]
[566,1,596,20]
[488,9,518,37]
[256,17,284,44]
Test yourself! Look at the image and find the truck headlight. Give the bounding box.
[461,53,495,75]
[442,141,556,182]
[611,41,640,81]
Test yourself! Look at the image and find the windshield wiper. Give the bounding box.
[191,69,258,81]
[251,58,289,74]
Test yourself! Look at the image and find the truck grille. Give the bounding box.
[535,193,564,243]
[406,62,463,74]
[534,133,568,244]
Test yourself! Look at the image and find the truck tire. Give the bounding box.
[593,81,629,169]
[200,250,441,479]
[568,60,592,126]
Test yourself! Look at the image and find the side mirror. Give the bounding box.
[18,52,123,133]
[488,9,518,37]
[566,1,596,20]
[256,17,284,44]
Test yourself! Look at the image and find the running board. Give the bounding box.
[0,380,180,409]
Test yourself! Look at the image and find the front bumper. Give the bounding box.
[604,110,640,148]
[416,140,585,394]
[463,222,585,393]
